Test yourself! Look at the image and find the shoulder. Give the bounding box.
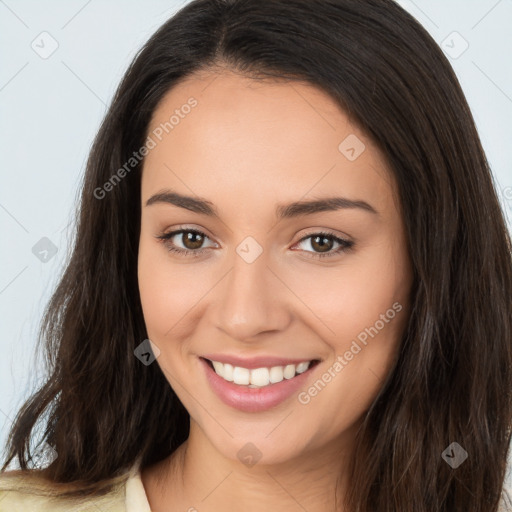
[501,484,512,512]
[0,469,128,512]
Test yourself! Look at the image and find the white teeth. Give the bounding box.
[208,359,314,387]
[250,367,270,386]
[269,366,284,384]
[223,363,234,382]
[283,364,296,379]
[212,361,224,377]
[296,361,309,374]
[233,366,250,385]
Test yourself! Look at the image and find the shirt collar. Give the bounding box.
[125,459,151,512]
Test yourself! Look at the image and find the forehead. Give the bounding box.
[141,69,397,217]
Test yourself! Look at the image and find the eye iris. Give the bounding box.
[311,235,333,253]
[183,231,204,250]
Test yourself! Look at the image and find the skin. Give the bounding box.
[137,67,413,512]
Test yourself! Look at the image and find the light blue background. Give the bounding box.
[1,0,511,485]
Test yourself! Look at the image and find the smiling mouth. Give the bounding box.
[201,357,321,388]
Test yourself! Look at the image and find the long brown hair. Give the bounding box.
[2,1,512,510]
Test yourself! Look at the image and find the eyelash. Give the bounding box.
[155,227,354,259]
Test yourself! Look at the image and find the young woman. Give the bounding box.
[1,0,511,511]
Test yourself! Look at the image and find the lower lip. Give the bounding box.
[200,357,318,412]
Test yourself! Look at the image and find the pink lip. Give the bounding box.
[200,357,319,412]
[201,353,318,369]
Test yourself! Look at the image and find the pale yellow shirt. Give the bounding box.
[125,467,152,512]
[1,464,512,511]
[0,462,151,512]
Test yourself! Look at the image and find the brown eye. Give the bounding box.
[155,228,217,258]
[310,234,334,253]
[181,231,205,250]
[294,231,354,259]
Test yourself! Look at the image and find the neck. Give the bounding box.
[142,420,360,512]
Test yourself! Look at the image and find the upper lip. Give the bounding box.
[201,354,320,369]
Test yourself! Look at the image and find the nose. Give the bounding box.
[214,249,293,342]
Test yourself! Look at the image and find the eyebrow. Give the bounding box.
[145,189,378,219]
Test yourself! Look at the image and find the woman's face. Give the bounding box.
[138,69,412,465]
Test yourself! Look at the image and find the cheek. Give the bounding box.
[284,244,409,349]
[138,239,183,339]
[292,244,409,431]
[137,239,217,343]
